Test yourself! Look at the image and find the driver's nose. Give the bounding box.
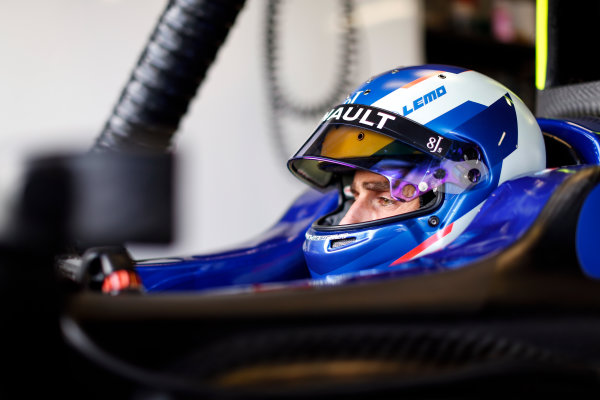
[339,197,370,225]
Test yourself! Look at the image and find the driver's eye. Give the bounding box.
[378,197,397,207]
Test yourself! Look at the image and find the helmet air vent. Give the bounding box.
[330,237,356,249]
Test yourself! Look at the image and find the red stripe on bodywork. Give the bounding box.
[401,71,443,88]
[390,223,454,266]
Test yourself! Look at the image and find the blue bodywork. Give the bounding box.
[136,117,600,292]
[136,188,338,291]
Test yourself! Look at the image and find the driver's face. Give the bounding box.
[340,170,420,225]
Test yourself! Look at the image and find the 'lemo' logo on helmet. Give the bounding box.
[402,85,447,116]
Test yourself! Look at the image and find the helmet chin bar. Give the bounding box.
[382,159,489,202]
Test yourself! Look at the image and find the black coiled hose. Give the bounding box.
[93,0,246,153]
[265,0,357,119]
[265,0,358,161]
[536,0,600,118]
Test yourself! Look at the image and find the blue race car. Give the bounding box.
[131,64,600,295]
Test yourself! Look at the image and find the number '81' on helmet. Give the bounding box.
[288,65,545,278]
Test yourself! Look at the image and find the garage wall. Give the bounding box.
[0,0,423,258]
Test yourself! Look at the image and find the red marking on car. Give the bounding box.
[390,222,454,265]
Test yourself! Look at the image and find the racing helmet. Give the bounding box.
[288,65,545,278]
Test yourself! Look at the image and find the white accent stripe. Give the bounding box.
[498,131,506,146]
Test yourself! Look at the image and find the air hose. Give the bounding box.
[93,0,246,153]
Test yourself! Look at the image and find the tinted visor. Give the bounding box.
[288,105,488,201]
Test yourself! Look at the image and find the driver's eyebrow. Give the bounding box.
[362,180,389,192]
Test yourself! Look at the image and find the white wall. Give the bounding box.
[0,0,423,258]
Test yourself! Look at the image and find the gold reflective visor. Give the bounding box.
[321,126,394,159]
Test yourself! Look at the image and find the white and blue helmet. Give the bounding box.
[288,65,545,278]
